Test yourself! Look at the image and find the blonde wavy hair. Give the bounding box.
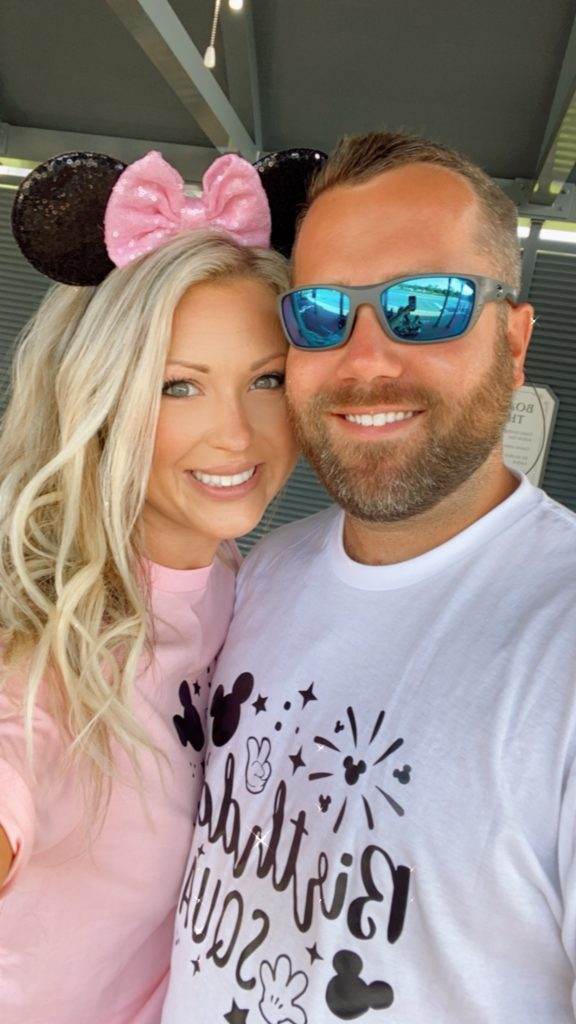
[0,230,288,807]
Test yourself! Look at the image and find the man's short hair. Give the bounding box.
[304,131,521,290]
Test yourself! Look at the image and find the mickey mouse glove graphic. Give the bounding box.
[246,737,272,794]
[259,956,308,1024]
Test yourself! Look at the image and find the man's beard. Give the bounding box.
[287,329,516,524]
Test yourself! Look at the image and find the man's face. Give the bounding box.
[287,163,531,523]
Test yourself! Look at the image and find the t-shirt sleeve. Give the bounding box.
[0,681,61,894]
[558,758,576,1014]
[235,537,273,603]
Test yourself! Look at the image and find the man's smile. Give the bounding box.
[330,408,425,437]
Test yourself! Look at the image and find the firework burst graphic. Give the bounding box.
[308,706,409,833]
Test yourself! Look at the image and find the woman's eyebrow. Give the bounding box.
[250,352,287,370]
[166,360,210,373]
[166,352,286,373]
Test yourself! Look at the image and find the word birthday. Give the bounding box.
[177,753,411,989]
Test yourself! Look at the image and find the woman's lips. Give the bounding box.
[185,463,262,499]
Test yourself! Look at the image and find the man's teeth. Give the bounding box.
[344,411,415,426]
[192,467,256,488]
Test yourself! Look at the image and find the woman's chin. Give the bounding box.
[203,505,271,544]
[181,468,278,541]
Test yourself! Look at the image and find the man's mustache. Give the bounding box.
[293,381,441,412]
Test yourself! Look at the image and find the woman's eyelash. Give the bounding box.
[252,371,286,388]
[162,377,198,396]
[161,371,286,396]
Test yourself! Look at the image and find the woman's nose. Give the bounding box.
[209,400,253,452]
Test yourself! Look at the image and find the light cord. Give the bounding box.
[204,0,222,68]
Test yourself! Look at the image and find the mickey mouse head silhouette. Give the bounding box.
[393,764,412,785]
[210,671,254,746]
[343,756,367,786]
[173,681,205,752]
[326,950,393,1019]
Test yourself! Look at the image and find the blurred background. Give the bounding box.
[1,0,575,543]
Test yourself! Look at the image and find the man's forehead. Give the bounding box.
[305,162,479,221]
[293,163,483,283]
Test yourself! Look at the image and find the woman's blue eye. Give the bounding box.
[162,378,200,398]
[251,372,286,391]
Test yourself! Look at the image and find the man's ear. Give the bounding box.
[507,302,534,388]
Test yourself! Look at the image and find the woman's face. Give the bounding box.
[143,275,298,568]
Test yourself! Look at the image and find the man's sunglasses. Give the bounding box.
[279,274,518,350]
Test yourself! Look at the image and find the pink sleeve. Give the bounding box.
[0,756,35,893]
[0,682,61,895]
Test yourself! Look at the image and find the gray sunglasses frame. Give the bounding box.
[279,273,519,349]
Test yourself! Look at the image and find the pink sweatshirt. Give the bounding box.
[0,556,235,1024]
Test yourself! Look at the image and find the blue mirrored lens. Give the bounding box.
[382,276,475,342]
[282,288,351,348]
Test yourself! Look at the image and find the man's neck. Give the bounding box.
[342,453,520,566]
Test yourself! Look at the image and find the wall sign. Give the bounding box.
[503,384,559,486]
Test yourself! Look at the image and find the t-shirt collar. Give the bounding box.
[328,472,540,591]
[147,559,214,593]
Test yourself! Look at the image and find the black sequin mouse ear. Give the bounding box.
[254,148,327,258]
[11,152,127,286]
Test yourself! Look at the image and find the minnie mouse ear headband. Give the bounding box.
[254,148,327,258]
[11,147,327,286]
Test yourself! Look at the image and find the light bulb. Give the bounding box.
[203,44,216,68]
[229,0,244,10]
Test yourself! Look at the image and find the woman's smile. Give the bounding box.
[186,462,262,497]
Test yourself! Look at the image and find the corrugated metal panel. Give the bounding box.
[526,248,576,511]
[238,457,332,551]
[554,103,576,181]
[0,190,50,402]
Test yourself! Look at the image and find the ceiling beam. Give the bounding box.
[519,219,544,304]
[532,13,576,203]
[220,0,262,153]
[107,0,257,159]
[0,122,216,181]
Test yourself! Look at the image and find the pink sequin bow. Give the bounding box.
[104,150,271,267]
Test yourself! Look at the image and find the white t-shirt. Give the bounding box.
[162,475,576,1024]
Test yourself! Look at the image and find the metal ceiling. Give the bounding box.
[1,0,576,206]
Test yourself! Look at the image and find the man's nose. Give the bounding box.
[334,304,404,380]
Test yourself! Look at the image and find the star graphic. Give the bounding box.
[252,694,268,714]
[191,957,200,975]
[299,682,317,708]
[193,681,201,695]
[197,844,205,857]
[224,1000,249,1023]
[306,942,323,964]
[289,746,306,774]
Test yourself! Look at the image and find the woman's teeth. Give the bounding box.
[192,467,256,488]
[344,411,414,426]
